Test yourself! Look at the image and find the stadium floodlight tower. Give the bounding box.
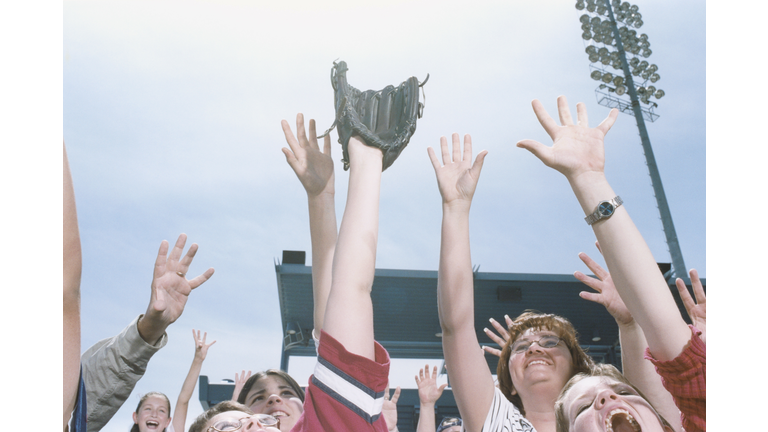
[575,0,687,282]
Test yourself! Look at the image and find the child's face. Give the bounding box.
[243,375,303,432]
[132,395,171,432]
[560,376,668,432]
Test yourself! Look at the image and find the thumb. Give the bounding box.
[516,139,553,166]
[470,150,488,179]
[282,147,298,167]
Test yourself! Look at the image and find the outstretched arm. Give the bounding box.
[321,136,384,359]
[64,142,82,430]
[415,364,448,432]
[575,248,681,432]
[429,134,490,432]
[81,235,215,431]
[281,114,337,336]
[517,96,690,361]
[172,329,216,432]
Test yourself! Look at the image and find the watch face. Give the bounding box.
[598,201,615,217]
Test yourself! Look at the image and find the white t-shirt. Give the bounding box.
[463,387,536,432]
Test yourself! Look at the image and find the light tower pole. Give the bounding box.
[575,0,687,282]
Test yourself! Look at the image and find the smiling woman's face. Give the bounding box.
[560,376,669,432]
[507,328,574,402]
[132,395,171,432]
[243,375,304,432]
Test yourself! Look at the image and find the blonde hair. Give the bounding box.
[554,363,673,432]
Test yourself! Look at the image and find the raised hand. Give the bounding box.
[427,134,487,208]
[192,329,216,361]
[516,96,618,180]
[382,385,401,432]
[138,234,215,344]
[415,364,448,405]
[481,315,513,358]
[676,269,706,343]
[282,113,335,197]
[231,370,253,402]
[574,245,633,326]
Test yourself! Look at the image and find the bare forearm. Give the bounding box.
[437,204,474,335]
[568,172,689,360]
[63,142,81,428]
[416,402,437,432]
[437,204,494,432]
[618,322,682,432]
[173,356,204,432]
[64,143,82,302]
[308,192,337,334]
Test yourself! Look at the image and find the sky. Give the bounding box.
[6,0,756,430]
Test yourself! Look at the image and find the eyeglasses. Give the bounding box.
[208,414,280,432]
[440,417,461,427]
[510,335,562,354]
[437,417,462,431]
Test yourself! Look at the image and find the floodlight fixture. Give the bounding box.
[574,0,686,282]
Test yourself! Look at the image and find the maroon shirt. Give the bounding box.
[645,326,705,432]
[292,330,391,432]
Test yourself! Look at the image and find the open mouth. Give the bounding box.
[270,410,289,418]
[605,408,641,432]
[145,420,160,429]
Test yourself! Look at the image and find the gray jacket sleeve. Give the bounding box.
[81,315,168,432]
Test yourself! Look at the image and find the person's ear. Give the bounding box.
[132,412,138,424]
[510,386,518,396]
[163,417,172,427]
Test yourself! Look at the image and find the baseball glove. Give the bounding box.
[319,60,428,171]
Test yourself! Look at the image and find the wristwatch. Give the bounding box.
[585,196,623,225]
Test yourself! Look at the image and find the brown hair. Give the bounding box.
[130,392,171,432]
[188,401,252,432]
[554,363,673,432]
[496,310,594,416]
[236,369,306,406]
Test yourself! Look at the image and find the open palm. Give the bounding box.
[428,133,487,206]
[282,114,334,197]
